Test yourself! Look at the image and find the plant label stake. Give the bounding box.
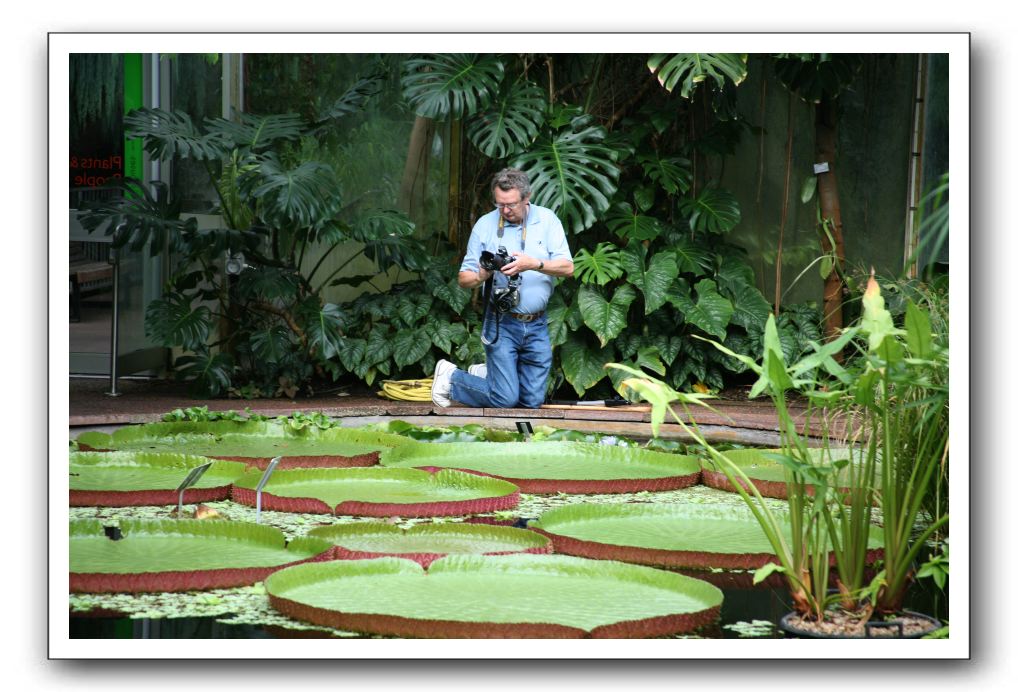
[255,457,281,524]
[176,462,212,517]
[515,421,534,439]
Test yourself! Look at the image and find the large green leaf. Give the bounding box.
[205,111,304,152]
[619,241,679,315]
[238,156,342,229]
[350,210,427,272]
[432,278,471,313]
[265,554,723,636]
[337,337,367,375]
[309,521,549,556]
[173,350,234,397]
[647,54,748,99]
[69,451,247,492]
[395,293,433,328]
[571,242,623,286]
[666,279,733,339]
[647,332,683,366]
[670,233,714,275]
[393,327,431,369]
[678,186,741,235]
[251,325,294,364]
[577,284,636,347]
[302,301,344,360]
[313,74,383,126]
[382,440,700,485]
[546,292,580,347]
[511,116,621,234]
[560,340,615,396]
[70,519,331,575]
[364,325,394,367]
[235,266,300,301]
[77,179,197,256]
[638,153,692,195]
[717,269,771,333]
[144,294,211,350]
[401,54,504,120]
[466,79,546,158]
[231,467,518,512]
[773,54,864,103]
[124,108,233,161]
[605,202,667,242]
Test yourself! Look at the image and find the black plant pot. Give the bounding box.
[779,610,942,639]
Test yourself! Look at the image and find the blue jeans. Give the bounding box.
[450,313,552,409]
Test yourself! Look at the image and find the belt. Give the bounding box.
[507,311,544,323]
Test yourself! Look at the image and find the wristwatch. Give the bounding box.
[538,261,544,271]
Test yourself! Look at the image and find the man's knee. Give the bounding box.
[488,390,520,409]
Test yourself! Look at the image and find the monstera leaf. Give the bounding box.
[638,153,692,195]
[313,74,384,126]
[301,301,344,360]
[572,242,623,286]
[561,340,616,396]
[647,53,749,99]
[350,210,427,271]
[401,54,505,120]
[77,179,196,256]
[679,186,741,235]
[235,266,300,301]
[605,202,667,242]
[773,53,864,104]
[251,325,294,364]
[237,156,342,229]
[666,279,734,340]
[174,350,234,397]
[145,293,212,350]
[466,79,546,158]
[619,241,679,315]
[125,108,233,161]
[577,284,637,347]
[511,116,621,234]
[669,233,714,275]
[205,111,304,152]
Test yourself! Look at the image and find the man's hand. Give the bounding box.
[501,252,538,277]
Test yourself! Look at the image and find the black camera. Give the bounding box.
[479,246,513,272]
[479,246,520,314]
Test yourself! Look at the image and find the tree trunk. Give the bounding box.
[815,96,846,345]
[398,115,435,222]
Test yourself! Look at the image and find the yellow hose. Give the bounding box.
[377,379,434,402]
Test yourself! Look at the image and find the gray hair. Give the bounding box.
[491,168,531,199]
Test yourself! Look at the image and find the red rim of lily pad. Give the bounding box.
[269,594,720,638]
[208,452,380,470]
[70,486,233,508]
[701,467,854,501]
[420,467,701,494]
[230,485,520,517]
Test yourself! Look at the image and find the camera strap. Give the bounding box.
[479,272,502,346]
[496,210,527,251]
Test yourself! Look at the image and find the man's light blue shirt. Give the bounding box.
[459,203,572,314]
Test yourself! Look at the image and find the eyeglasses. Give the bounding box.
[494,201,523,211]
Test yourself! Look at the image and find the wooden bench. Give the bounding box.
[70,242,113,322]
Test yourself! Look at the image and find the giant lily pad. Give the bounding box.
[700,447,872,500]
[307,522,551,567]
[231,467,520,517]
[379,441,701,493]
[75,420,409,469]
[265,554,723,638]
[70,519,334,593]
[69,451,248,506]
[531,502,883,571]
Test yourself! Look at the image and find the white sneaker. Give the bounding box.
[467,363,487,379]
[431,359,457,408]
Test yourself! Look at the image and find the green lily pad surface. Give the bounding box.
[70,519,333,592]
[307,522,550,566]
[70,451,248,506]
[530,503,884,570]
[701,447,871,499]
[75,421,408,466]
[265,554,723,637]
[380,441,701,493]
[231,467,520,517]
